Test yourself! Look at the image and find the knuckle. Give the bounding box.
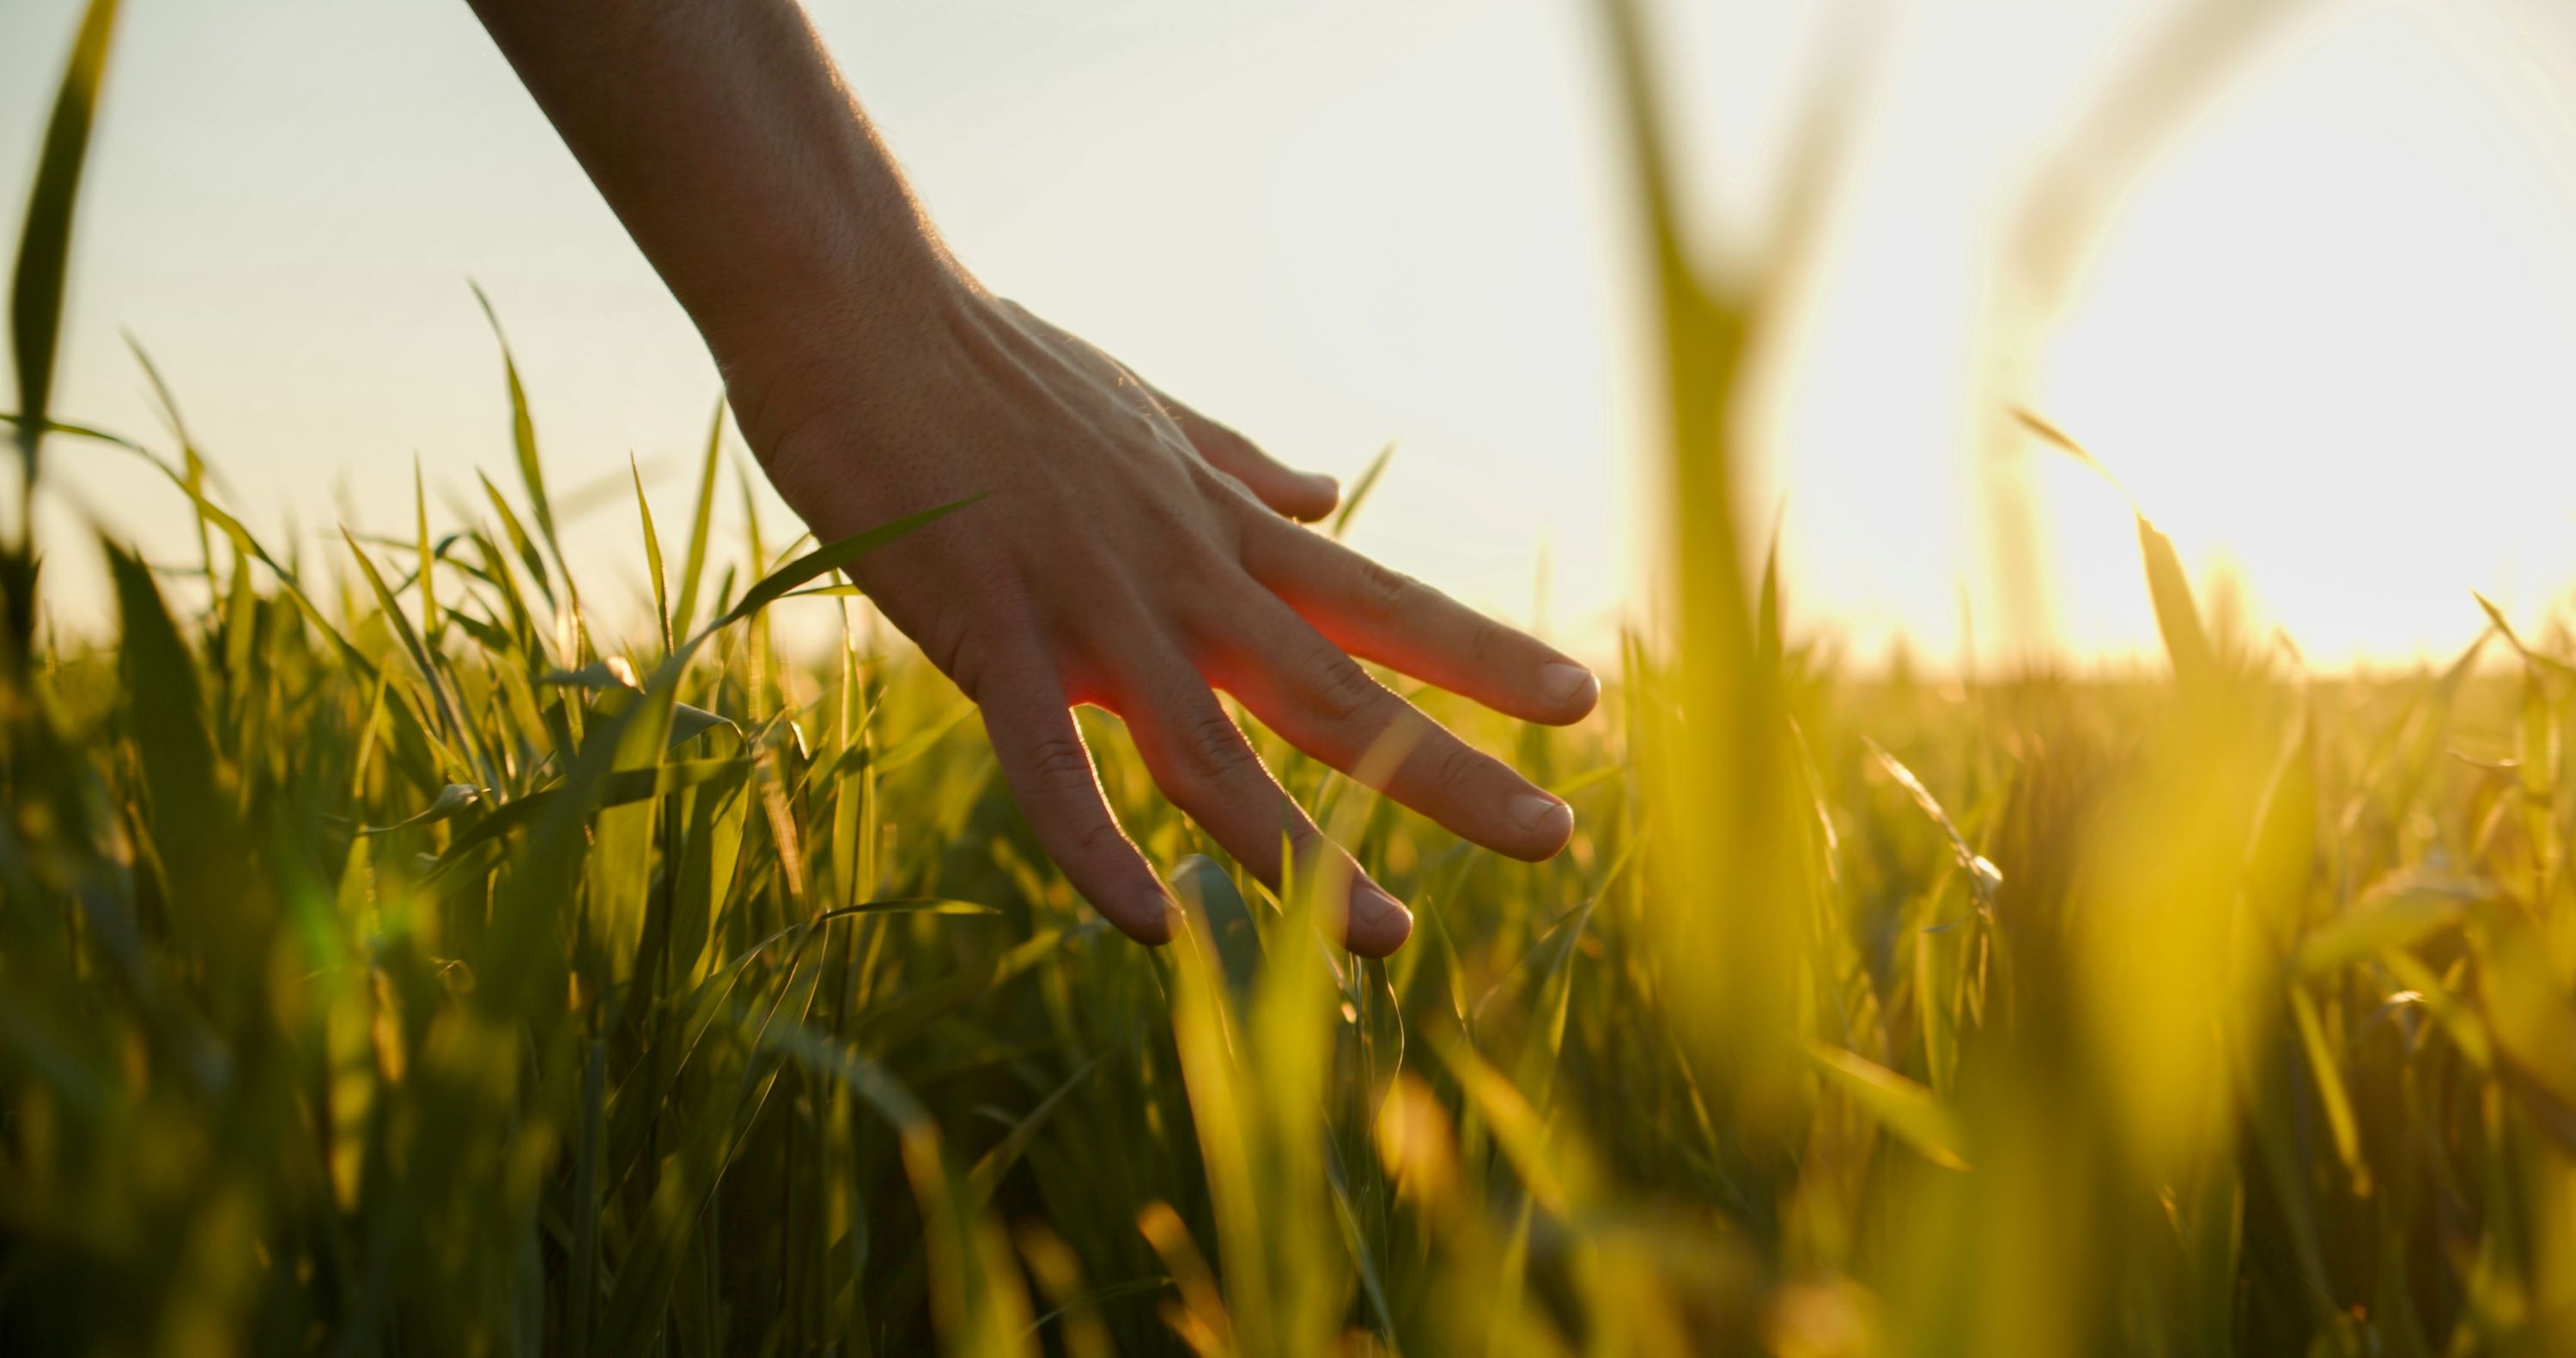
[1236,512,1303,577]
[1024,734,1097,789]
[1427,739,1492,798]
[942,631,992,699]
[1069,812,1129,864]
[1353,556,1416,614]
[1174,707,1257,785]
[1309,653,1384,727]
[1133,479,1217,543]
[924,580,1028,695]
[1060,532,1133,590]
[1134,514,1241,590]
[1197,469,1267,525]
[1194,420,1259,465]
[1189,518,1245,569]
[1280,821,1327,862]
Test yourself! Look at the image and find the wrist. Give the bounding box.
[708,239,986,458]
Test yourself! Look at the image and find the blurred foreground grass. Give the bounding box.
[9,1,2576,1354]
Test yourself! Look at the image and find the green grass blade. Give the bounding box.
[671,397,725,637]
[854,930,1064,1056]
[479,469,555,609]
[0,411,167,471]
[125,334,215,576]
[2136,512,2213,683]
[355,781,481,835]
[9,0,119,502]
[1427,1029,1586,1216]
[2014,408,2215,681]
[633,454,670,653]
[103,538,239,939]
[696,497,982,645]
[416,456,439,648]
[1328,442,1394,541]
[966,1052,1107,1209]
[2014,405,2130,500]
[468,282,571,595]
[1756,512,1783,670]
[1805,1041,1971,1171]
[1171,853,1261,1001]
[568,1038,606,1358]
[2287,983,2369,1196]
[339,528,473,773]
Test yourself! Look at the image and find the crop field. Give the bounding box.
[9,2,2576,1355]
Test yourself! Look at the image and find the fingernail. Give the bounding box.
[1540,662,1599,707]
[1511,791,1574,841]
[1348,882,1414,950]
[1350,882,1402,925]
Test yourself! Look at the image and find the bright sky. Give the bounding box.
[4,0,2575,670]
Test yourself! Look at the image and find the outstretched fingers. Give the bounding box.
[975,661,1174,945]
[1241,519,1599,726]
[1202,589,1575,862]
[1110,649,1413,957]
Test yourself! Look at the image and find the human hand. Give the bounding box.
[731,282,1598,956]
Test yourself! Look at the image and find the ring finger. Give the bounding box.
[1103,637,1414,957]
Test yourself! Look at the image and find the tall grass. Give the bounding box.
[7,2,2576,1354]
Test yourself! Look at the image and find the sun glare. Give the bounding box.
[1752,0,2576,671]
[2027,3,2576,668]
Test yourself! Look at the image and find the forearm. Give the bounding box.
[464,0,967,436]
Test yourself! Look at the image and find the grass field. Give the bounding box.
[9,1,2576,1354]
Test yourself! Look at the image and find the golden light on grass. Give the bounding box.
[9,2,2576,1355]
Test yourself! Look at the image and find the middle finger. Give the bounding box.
[1191,582,1575,863]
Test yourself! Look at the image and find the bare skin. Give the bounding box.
[465,0,1599,955]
